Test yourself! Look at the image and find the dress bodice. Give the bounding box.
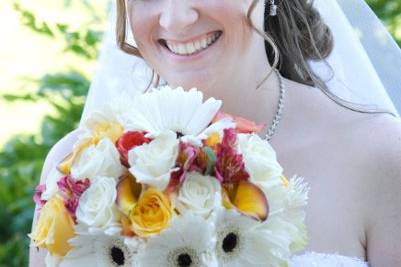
[290,252,368,267]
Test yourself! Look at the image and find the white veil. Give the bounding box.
[79,0,401,127]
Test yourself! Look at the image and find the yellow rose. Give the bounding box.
[130,188,173,237]
[30,196,75,257]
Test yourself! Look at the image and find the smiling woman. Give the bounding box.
[29,0,401,266]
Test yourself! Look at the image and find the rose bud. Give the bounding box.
[116,131,151,167]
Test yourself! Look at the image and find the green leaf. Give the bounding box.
[202,146,217,175]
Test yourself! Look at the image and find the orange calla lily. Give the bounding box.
[116,174,142,216]
[213,111,265,134]
[223,180,269,221]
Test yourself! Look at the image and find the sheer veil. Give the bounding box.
[79,0,401,127]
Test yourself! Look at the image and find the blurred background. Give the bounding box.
[0,0,400,266]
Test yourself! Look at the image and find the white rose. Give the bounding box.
[71,138,124,180]
[128,130,179,191]
[76,176,120,233]
[176,172,221,218]
[237,134,283,184]
[42,167,64,200]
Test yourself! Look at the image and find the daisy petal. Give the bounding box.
[185,97,222,135]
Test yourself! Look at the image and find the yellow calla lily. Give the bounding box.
[116,174,142,216]
[223,180,269,221]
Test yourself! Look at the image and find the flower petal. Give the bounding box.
[185,97,222,135]
[224,180,269,221]
[213,111,265,133]
[116,174,142,216]
[58,137,93,175]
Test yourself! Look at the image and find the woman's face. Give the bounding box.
[127,0,265,90]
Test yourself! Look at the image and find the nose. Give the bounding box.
[159,0,199,33]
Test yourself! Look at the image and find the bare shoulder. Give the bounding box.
[348,114,401,265]
[39,128,83,184]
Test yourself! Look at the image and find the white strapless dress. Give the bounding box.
[290,252,368,267]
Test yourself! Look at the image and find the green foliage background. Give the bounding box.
[0,1,399,266]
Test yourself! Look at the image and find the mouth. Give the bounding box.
[159,31,223,57]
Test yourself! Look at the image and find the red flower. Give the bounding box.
[116,131,151,167]
[57,175,90,220]
[215,128,249,184]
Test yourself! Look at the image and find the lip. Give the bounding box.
[158,31,223,63]
[159,30,221,44]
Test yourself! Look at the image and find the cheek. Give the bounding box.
[128,4,158,56]
[210,1,255,47]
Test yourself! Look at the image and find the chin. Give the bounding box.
[163,71,215,92]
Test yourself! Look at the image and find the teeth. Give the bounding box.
[165,32,221,56]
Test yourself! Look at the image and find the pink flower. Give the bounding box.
[215,128,250,184]
[33,184,47,208]
[57,175,90,220]
[166,142,199,194]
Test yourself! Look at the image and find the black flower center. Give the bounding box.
[222,232,238,253]
[177,253,192,267]
[111,246,125,266]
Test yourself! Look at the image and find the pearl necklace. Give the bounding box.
[264,68,286,141]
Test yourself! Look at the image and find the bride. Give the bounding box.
[30,0,401,266]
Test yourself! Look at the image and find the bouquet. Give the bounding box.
[30,87,309,267]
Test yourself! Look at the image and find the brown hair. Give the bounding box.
[116,0,395,116]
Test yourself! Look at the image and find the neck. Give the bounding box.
[201,53,282,135]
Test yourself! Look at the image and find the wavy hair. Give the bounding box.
[116,0,395,116]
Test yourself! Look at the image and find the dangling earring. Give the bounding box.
[267,0,278,17]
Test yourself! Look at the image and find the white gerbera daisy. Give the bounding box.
[138,214,218,267]
[215,210,290,267]
[81,90,136,130]
[60,233,140,267]
[124,86,234,145]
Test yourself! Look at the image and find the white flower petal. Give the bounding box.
[138,214,217,267]
[42,167,63,200]
[176,172,222,218]
[76,176,121,233]
[128,131,178,191]
[198,118,236,140]
[122,86,223,143]
[237,134,283,184]
[185,97,222,135]
[71,138,124,181]
[61,234,138,267]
